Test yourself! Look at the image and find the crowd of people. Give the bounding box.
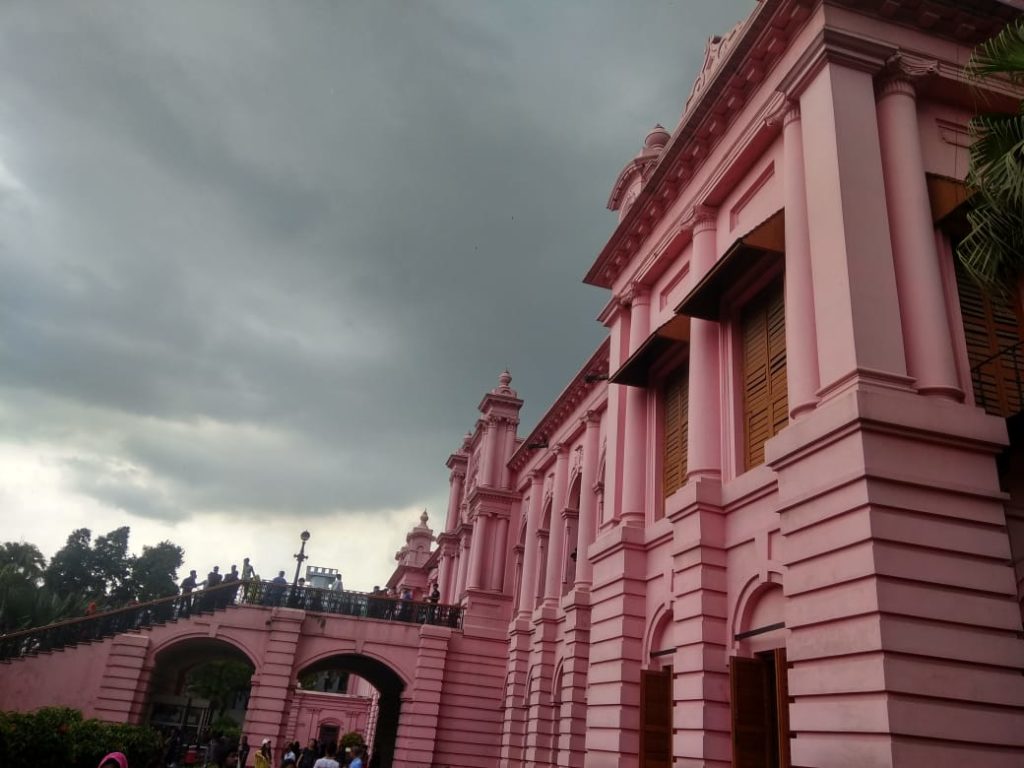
[173,564,452,627]
[158,730,369,768]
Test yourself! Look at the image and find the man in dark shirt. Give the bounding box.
[204,565,222,611]
[270,570,288,606]
[222,564,240,606]
[179,570,197,617]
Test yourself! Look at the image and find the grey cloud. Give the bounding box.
[0,1,754,534]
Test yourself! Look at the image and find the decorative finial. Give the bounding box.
[499,369,512,387]
[420,509,429,525]
[644,124,670,151]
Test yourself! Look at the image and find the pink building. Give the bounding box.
[4,2,1024,767]
[417,0,1024,766]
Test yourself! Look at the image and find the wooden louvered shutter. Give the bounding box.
[743,281,788,470]
[956,264,1024,417]
[663,369,689,499]
[640,668,673,768]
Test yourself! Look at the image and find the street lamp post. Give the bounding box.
[293,530,311,588]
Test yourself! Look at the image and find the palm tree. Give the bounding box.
[957,18,1024,288]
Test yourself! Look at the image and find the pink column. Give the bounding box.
[438,540,458,603]
[481,419,500,487]
[543,445,570,603]
[876,73,960,399]
[574,411,601,589]
[687,209,722,479]
[467,515,490,590]
[445,467,465,533]
[518,471,544,619]
[501,419,518,488]
[391,626,451,766]
[453,536,470,598]
[782,104,820,418]
[799,62,907,392]
[620,286,651,523]
[488,516,510,590]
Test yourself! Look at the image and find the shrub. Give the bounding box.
[0,707,163,768]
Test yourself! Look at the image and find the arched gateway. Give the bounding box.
[0,580,508,767]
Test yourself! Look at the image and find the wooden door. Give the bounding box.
[730,651,790,768]
[640,667,673,768]
[731,657,771,768]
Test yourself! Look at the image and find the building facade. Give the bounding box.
[410,1,1024,765]
[4,2,1024,767]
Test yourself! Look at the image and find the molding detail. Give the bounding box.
[885,52,939,80]
[685,19,747,115]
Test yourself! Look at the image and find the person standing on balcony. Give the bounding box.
[222,564,239,606]
[204,566,222,611]
[269,570,288,606]
[179,570,198,617]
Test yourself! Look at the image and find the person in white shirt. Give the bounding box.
[312,743,340,768]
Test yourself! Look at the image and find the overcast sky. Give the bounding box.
[0,1,753,593]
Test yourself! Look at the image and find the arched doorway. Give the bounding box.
[730,582,789,768]
[146,637,256,757]
[640,609,674,768]
[297,653,405,768]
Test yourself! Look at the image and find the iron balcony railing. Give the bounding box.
[0,580,463,662]
[970,339,1024,417]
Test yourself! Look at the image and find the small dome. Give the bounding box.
[499,370,512,387]
[644,124,670,151]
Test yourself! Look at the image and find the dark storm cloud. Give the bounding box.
[0,1,754,522]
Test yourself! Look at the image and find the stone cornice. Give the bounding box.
[583,0,1022,293]
[445,451,468,471]
[509,339,610,473]
[584,0,814,290]
[826,0,1019,47]
[465,485,520,518]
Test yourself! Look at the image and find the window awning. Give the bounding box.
[927,174,972,241]
[674,209,785,320]
[609,314,690,387]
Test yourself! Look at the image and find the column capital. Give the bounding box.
[579,409,601,428]
[616,281,650,309]
[878,54,938,99]
[764,91,799,129]
[528,468,544,483]
[681,204,717,235]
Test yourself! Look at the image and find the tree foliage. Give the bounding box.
[958,18,1024,288]
[131,541,185,603]
[185,660,254,720]
[1,528,185,632]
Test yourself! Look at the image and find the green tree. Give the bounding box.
[43,528,103,600]
[0,541,84,632]
[0,541,45,581]
[128,540,184,602]
[92,526,132,603]
[185,660,254,720]
[957,19,1024,288]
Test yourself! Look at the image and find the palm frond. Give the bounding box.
[968,19,1024,81]
[967,112,1024,209]
[957,198,1024,289]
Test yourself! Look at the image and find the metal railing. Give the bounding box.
[0,580,463,662]
[970,340,1024,417]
